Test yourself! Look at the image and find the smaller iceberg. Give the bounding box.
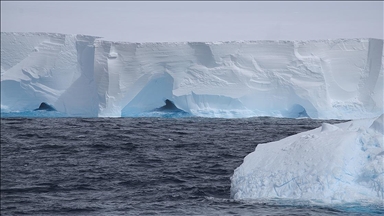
[1,102,67,118]
[34,102,56,111]
[231,114,384,205]
[153,99,187,113]
[124,99,192,118]
[147,99,192,118]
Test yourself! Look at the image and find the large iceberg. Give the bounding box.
[1,32,100,117]
[231,114,384,204]
[1,32,383,118]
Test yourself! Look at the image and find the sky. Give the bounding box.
[1,1,383,42]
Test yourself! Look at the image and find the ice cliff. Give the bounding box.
[1,32,383,118]
[231,114,384,205]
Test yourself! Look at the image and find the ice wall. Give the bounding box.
[1,32,383,118]
[1,32,100,117]
[231,115,384,204]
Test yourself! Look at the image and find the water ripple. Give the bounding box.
[2,117,379,215]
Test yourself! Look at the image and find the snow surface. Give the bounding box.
[231,114,384,204]
[1,32,383,118]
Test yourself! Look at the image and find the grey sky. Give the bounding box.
[1,1,383,42]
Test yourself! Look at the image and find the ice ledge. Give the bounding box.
[1,31,102,40]
[95,37,375,46]
[2,31,379,44]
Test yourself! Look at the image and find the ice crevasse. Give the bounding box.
[231,114,384,204]
[1,32,383,118]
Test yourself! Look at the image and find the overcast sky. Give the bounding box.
[1,1,383,42]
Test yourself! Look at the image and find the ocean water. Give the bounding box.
[1,116,383,215]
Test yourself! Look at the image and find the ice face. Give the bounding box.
[1,32,100,117]
[230,114,384,204]
[1,32,383,118]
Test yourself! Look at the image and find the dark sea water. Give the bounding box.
[1,116,382,215]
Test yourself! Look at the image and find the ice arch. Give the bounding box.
[121,72,174,116]
[284,104,310,118]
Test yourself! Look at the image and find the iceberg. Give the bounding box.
[1,32,383,118]
[1,32,100,117]
[231,114,384,204]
